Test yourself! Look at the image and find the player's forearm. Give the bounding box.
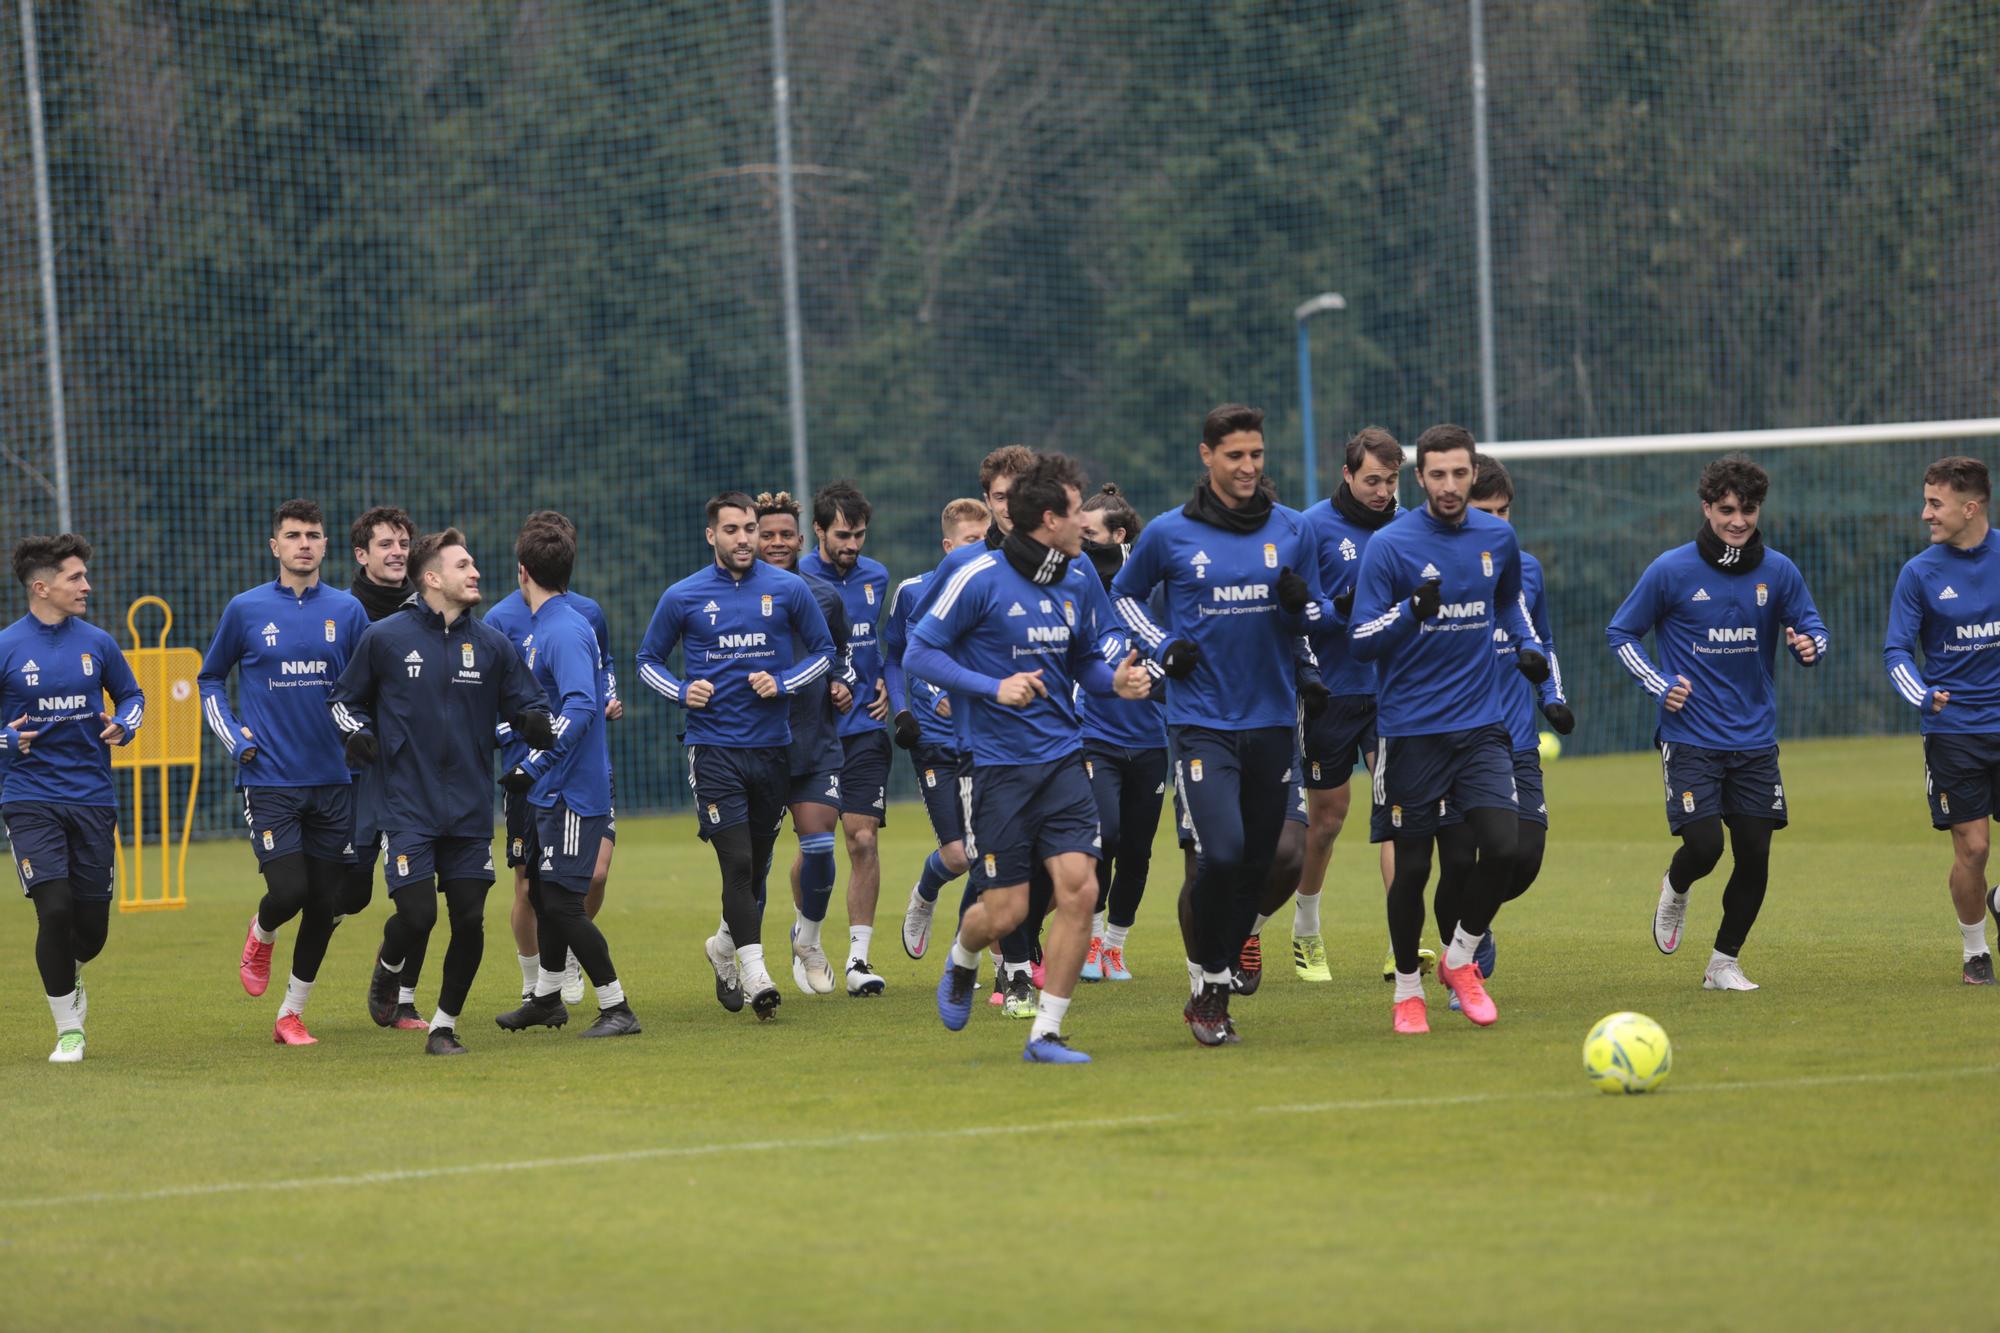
[1607,630,1670,697]
[1347,601,1415,663]
[905,643,1002,700]
[635,655,688,704]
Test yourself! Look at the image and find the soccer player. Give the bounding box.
[1296,427,1403,982]
[344,504,425,1027]
[908,453,1152,1063]
[485,510,621,1008]
[1075,484,1166,983]
[1427,456,1573,1001]
[1882,456,2000,984]
[201,500,371,1045]
[1350,424,1549,1034]
[492,521,639,1037]
[798,481,895,995]
[2,535,145,1063]
[636,492,835,1021]
[1111,403,1332,1046]
[882,497,991,959]
[902,445,1046,1016]
[330,527,552,1055]
[1608,453,1828,993]
[753,489,852,995]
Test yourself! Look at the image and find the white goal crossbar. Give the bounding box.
[1481,418,2000,462]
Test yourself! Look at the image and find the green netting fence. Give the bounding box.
[0,1,1993,832]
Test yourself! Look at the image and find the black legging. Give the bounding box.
[29,879,109,996]
[713,822,779,947]
[1434,817,1548,943]
[529,871,616,989]
[255,853,345,985]
[339,859,375,921]
[1390,807,1516,975]
[1668,814,1774,957]
[436,878,490,1017]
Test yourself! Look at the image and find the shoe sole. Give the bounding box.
[579,1021,642,1038]
[496,1017,568,1031]
[847,981,886,997]
[751,989,782,1021]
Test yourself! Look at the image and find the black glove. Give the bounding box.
[512,709,556,750]
[1299,678,1331,719]
[1515,646,1550,685]
[1409,578,1442,621]
[1276,566,1310,614]
[1159,639,1201,680]
[1333,588,1354,618]
[893,709,921,750]
[498,765,535,794]
[1541,702,1575,736]
[344,730,378,768]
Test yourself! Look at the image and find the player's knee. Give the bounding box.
[845,826,879,863]
[1954,826,1990,869]
[396,893,438,936]
[940,843,969,875]
[986,894,1028,934]
[1678,819,1725,873]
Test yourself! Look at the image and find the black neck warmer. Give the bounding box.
[1695,523,1765,574]
[1002,529,1071,585]
[984,521,1006,550]
[350,569,413,622]
[1332,482,1398,531]
[1081,538,1125,590]
[1183,480,1272,534]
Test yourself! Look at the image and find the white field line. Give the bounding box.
[4,1061,1993,1212]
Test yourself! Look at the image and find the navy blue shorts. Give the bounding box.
[1924,732,2000,829]
[241,784,356,866]
[529,799,611,893]
[788,766,843,811]
[689,744,788,841]
[1302,694,1376,788]
[966,754,1101,888]
[1441,749,1548,830]
[504,789,534,868]
[910,743,969,848]
[1658,741,1787,833]
[381,830,495,892]
[1372,724,1516,842]
[4,802,118,900]
[1171,725,1295,864]
[839,729,892,823]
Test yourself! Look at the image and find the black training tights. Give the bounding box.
[29,879,108,996]
[1433,817,1549,943]
[255,853,346,985]
[436,878,490,1017]
[339,859,375,922]
[713,822,779,948]
[1390,807,1516,974]
[529,870,616,988]
[1667,814,1774,957]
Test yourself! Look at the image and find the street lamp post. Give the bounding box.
[1294,292,1346,506]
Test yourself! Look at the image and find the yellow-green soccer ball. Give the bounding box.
[1582,1012,1672,1094]
[1538,729,1562,763]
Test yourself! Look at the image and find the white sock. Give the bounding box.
[432,1008,458,1032]
[397,986,416,1005]
[536,966,565,998]
[1251,912,1271,935]
[1201,967,1232,989]
[1446,925,1481,970]
[278,974,313,1019]
[949,938,981,972]
[1030,991,1070,1041]
[1961,918,1988,961]
[1090,910,1107,940]
[1104,923,1130,951]
[518,953,540,992]
[1294,891,1322,935]
[596,979,625,1009]
[794,914,822,949]
[1393,969,1425,1003]
[1004,961,1033,983]
[1708,949,1737,971]
[46,989,79,1035]
[848,925,873,967]
[1186,958,1203,996]
[717,918,735,954]
[738,943,768,986]
[251,917,277,945]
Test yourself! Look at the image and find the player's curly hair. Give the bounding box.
[12,533,91,588]
[1697,454,1769,509]
[753,491,801,521]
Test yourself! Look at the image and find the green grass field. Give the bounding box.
[6,735,1996,1328]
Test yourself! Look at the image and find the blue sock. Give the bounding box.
[917,850,958,904]
[799,832,837,923]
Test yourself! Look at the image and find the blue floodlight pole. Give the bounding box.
[1294,292,1346,506]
